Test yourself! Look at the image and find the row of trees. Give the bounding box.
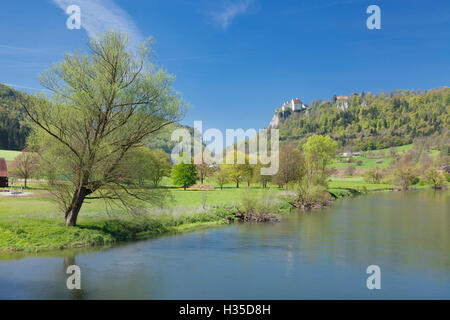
[12,133,340,193]
[169,135,338,193]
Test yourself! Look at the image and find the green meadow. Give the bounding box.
[0,149,20,161]
[330,144,440,170]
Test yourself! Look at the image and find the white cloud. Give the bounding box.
[52,0,144,47]
[211,0,254,29]
[3,83,51,92]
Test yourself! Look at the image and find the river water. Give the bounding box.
[0,190,449,299]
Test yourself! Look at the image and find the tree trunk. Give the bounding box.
[24,178,27,189]
[65,187,87,226]
[236,182,239,188]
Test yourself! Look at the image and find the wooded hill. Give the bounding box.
[2,83,449,153]
[0,83,29,150]
[278,87,450,151]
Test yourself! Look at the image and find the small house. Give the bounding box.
[0,158,8,187]
[336,96,349,111]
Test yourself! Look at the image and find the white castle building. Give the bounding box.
[281,98,308,112]
[269,97,308,128]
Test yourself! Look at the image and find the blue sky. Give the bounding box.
[1,0,449,135]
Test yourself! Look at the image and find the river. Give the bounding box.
[0,190,449,299]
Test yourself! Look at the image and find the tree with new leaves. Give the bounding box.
[171,162,197,190]
[272,144,304,189]
[254,161,271,189]
[213,166,229,190]
[12,148,39,188]
[424,168,445,190]
[125,147,171,187]
[147,149,172,186]
[364,166,383,184]
[391,152,419,190]
[22,32,184,226]
[302,135,338,185]
[293,135,338,209]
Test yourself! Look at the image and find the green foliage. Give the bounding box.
[363,167,383,184]
[272,144,304,189]
[213,166,230,189]
[171,162,197,189]
[0,84,29,150]
[23,31,184,226]
[302,135,338,185]
[303,135,338,171]
[293,176,332,209]
[126,147,171,187]
[279,87,450,150]
[424,168,445,189]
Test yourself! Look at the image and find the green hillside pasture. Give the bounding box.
[0,149,20,161]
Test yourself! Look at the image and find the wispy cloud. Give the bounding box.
[0,44,44,53]
[52,0,144,47]
[3,83,51,92]
[211,0,254,29]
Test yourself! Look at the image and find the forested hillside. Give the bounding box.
[278,87,450,150]
[0,83,197,154]
[0,83,29,150]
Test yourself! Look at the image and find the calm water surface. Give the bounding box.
[0,190,449,299]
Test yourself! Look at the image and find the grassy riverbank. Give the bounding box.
[0,210,229,253]
[1,177,443,254]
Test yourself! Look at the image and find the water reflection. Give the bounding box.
[0,190,449,299]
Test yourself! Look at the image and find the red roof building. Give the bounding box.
[0,158,8,187]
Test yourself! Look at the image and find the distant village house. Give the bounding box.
[336,96,349,111]
[0,158,8,187]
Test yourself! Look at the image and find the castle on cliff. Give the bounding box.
[269,97,308,128]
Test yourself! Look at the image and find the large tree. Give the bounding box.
[171,162,197,190]
[22,32,184,226]
[302,135,338,185]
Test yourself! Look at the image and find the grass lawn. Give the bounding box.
[330,156,393,169]
[0,149,21,161]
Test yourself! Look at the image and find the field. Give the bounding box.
[0,149,20,161]
[330,144,440,170]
